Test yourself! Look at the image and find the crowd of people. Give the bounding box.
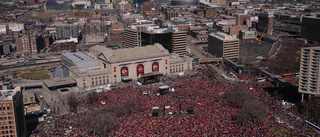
[33,67,319,136]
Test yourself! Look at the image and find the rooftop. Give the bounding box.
[209,32,239,41]
[99,43,170,63]
[62,52,98,68]
[0,87,21,101]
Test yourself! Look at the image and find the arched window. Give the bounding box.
[137,64,144,75]
[152,62,159,72]
[121,67,129,76]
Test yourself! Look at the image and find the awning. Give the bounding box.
[141,72,162,77]
[121,77,132,81]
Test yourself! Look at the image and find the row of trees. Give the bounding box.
[226,87,267,125]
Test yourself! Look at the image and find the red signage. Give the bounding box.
[137,64,144,74]
[121,67,128,76]
[114,67,116,72]
[152,62,159,71]
[165,59,168,65]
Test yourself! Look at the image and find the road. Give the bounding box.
[186,41,208,58]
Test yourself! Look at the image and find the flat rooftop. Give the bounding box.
[0,87,21,101]
[209,32,239,41]
[62,52,98,68]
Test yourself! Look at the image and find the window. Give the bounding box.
[1,127,3,129]
[92,81,94,86]
[103,76,105,78]
[5,126,7,129]
[8,117,10,119]
[91,78,94,80]
[99,77,101,79]
[8,121,10,124]
[95,77,97,80]
[9,126,11,129]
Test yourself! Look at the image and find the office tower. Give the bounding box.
[208,32,239,59]
[299,47,320,102]
[257,12,273,35]
[124,26,187,56]
[301,14,320,43]
[0,87,27,137]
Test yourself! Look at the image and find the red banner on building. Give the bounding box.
[165,59,168,65]
[121,67,128,76]
[114,67,116,72]
[152,62,159,71]
[137,64,144,74]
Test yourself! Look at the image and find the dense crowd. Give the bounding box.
[34,68,319,136]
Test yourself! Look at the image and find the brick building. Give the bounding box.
[15,33,43,56]
[0,87,27,137]
[142,2,152,12]
[205,8,216,18]
[51,41,76,52]
[229,25,249,36]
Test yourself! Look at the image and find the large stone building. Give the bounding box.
[299,47,320,102]
[208,32,239,59]
[0,87,27,137]
[61,43,192,88]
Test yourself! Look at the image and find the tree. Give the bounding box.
[79,112,117,136]
[67,93,78,112]
[87,92,99,104]
[226,87,249,108]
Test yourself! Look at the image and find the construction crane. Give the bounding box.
[257,20,270,42]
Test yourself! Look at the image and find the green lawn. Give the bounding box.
[20,71,51,79]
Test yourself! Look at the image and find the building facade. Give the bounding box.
[299,47,320,102]
[301,15,320,43]
[56,24,79,40]
[0,87,26,137]
[239,30,257,40]
[257,12,273,35]
[208,32,239,59]
[62,44,193,88]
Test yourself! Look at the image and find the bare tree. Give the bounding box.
[67,93,78,112]
[87,92,99,104]
[226,87,249,108]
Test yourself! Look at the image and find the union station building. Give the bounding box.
[60,43,193,88]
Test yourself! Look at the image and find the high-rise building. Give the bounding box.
[208,32,239,59]
[299,47,320,102]
[0,86,27,137]
[257,12,273,35]
[124,28,141,48]
[124,26,187,56]
[301,15,320,43]
[56,24,79,40]
[15,33,43,56]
